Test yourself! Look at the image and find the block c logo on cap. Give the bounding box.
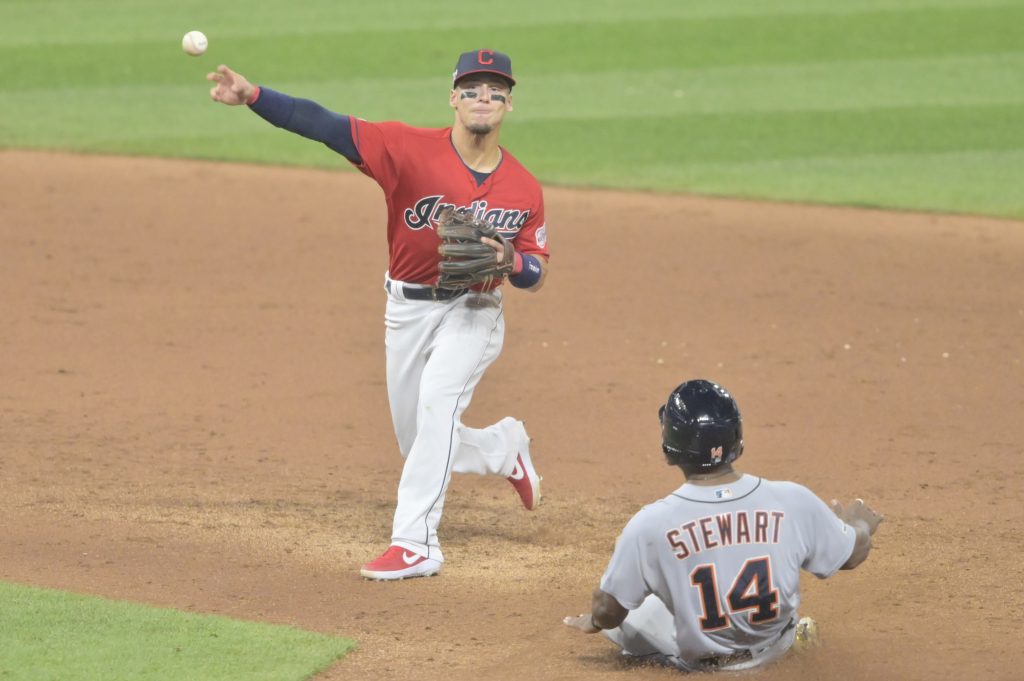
[453,49,515,86]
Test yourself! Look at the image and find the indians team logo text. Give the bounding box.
[404,195,531,233]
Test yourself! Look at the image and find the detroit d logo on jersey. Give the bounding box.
[404,195,530,234]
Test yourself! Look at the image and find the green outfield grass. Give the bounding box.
[1,0,1022,217]
[0,581,353,681]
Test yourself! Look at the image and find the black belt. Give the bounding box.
[386,280,466,302]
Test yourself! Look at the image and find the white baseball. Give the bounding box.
[181,30,208,56]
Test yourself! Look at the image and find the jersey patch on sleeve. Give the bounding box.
[535,224,547,248]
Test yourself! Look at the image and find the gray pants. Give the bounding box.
[602,595,797,673]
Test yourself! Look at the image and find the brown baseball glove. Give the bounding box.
[436,208,514,289]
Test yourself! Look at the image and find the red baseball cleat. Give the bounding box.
[507,421,541,510]
[360,545,442,581]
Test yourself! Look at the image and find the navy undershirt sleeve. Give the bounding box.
[249,87,361,164]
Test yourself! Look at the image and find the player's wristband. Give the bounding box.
[246,86,262,106]
[509,253,542,289]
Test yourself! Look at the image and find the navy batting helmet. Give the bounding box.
[659,380,744,469]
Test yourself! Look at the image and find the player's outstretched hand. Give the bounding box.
[831,498,883,536]
[563,613,600,634]
[207,65,256,106]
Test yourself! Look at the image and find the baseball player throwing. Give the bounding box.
[206,49,548,580]
[564,380,882,671]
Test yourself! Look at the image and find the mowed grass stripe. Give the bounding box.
[0,581,354,681]
[519,53,1024,120]
[0,0,1010,46]
[626,149,1024,216]
[2,5,1022,91]
[508,103,1024,166]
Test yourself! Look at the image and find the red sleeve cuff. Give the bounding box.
[246,86,261,106]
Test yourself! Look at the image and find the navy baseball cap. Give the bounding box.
[452,49,515,87]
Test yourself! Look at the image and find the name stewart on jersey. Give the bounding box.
[666,510,785,559]
[404,196,531,233]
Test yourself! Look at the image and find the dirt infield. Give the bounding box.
[2,150,1022,681]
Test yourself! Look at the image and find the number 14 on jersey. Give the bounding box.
[691,557,780,631]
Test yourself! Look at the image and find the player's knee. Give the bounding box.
[416,401,464,433]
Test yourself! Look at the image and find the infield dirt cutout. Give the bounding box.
[2,150,1021,681]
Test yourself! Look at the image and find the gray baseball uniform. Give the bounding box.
[599,474,855,671]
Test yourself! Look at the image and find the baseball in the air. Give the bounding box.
[181,30,208,56]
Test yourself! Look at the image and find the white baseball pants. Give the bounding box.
[383,275,523,562]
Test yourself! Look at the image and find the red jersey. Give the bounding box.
[350,120,549,285]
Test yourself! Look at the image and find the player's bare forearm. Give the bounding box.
[842,519,873,569]
[563,588,627,634]
[591,587,628,628]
